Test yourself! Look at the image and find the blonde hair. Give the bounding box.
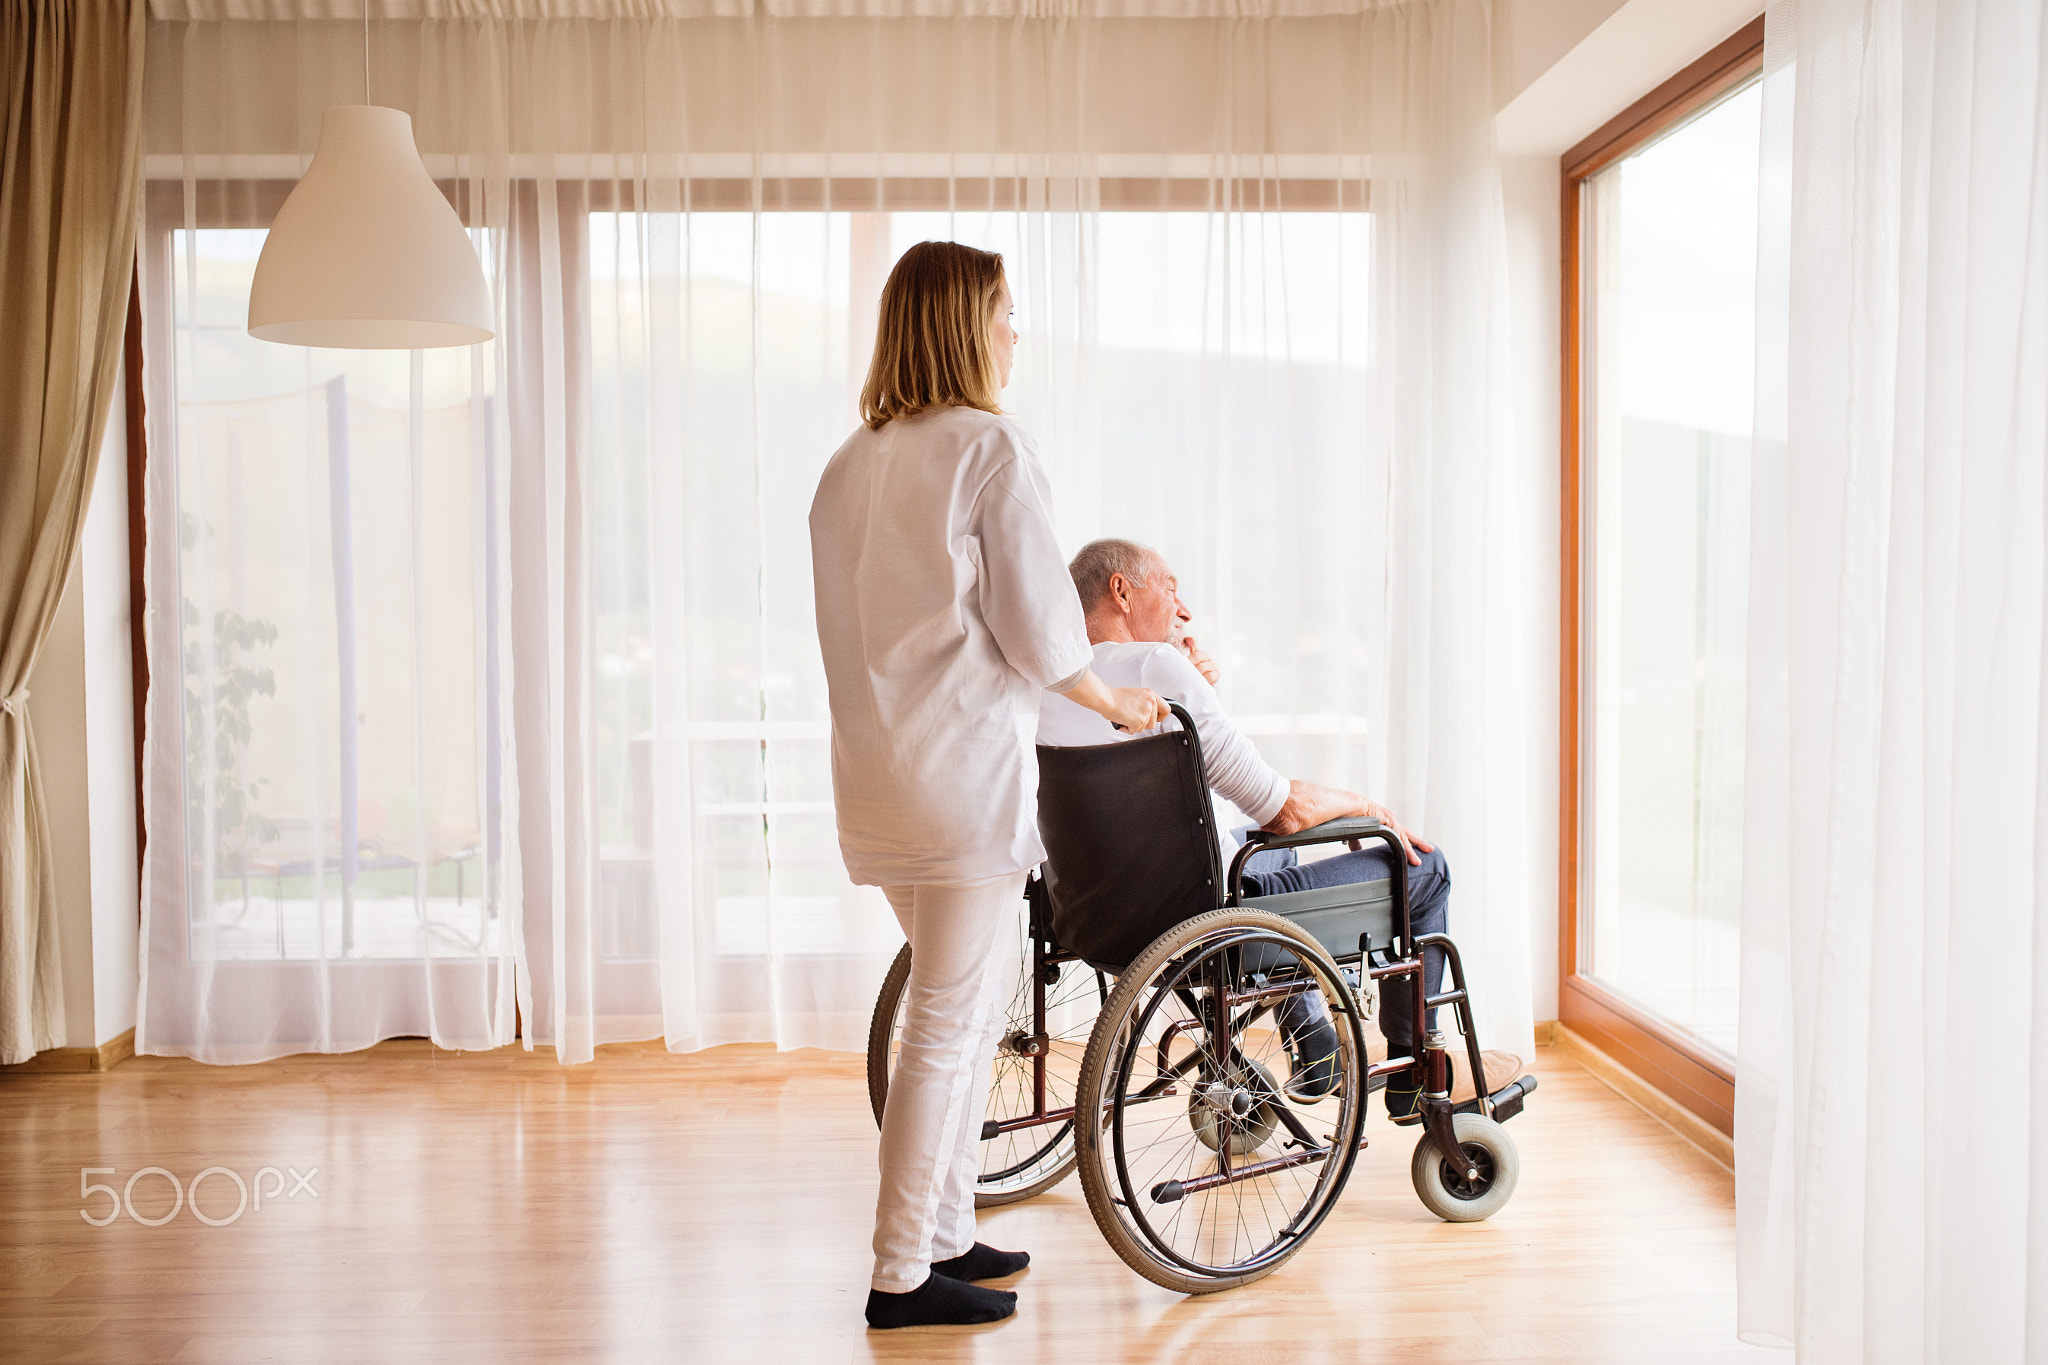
[859,241,1008,430]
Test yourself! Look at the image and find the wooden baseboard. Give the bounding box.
[0,1028,135,1075]
[1552,1022,1733,1171]
[1534,1019,1558,1047]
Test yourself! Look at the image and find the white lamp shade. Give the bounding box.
[248,105,494,349]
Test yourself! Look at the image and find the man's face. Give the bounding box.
[1124,557,1194,644]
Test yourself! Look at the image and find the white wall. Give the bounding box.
[1501,153,1563,1020]
[83,380,140,1048]
[1493,0,1631,109]
[1498,0,1765,157]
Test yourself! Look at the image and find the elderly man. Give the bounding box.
[1037,538,1464,1121]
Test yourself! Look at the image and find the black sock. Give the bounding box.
[930,1243,1030,1282]
[865,1273,1017,1329]
[1384,1037,1421,1117]
[1384,1053,1453,1120]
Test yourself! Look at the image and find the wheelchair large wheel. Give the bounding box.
[866,900,1109,1208]
[1074,908,1370,1293]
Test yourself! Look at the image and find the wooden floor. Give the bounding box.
[0,1040,1775,1363]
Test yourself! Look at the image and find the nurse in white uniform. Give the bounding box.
[810,241,1166,1330]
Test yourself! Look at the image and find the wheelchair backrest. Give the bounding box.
[1035,702,1222,972]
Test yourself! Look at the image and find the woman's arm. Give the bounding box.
[1055,669,1171,734]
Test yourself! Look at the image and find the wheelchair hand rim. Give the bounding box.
[1101,923,1369,1281]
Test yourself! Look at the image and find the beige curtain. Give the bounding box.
[0,0,145,1064]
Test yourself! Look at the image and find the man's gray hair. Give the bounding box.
[1069,538,1160,613]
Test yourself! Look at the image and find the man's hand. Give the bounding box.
[1178,633,1221,686]
[1356,798,1432,867]
[1267,780,1433,866]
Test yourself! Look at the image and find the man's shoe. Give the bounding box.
[1386,1050,1528,1123]
[1281,1016,1343,1103]
[1385,1057,1450,1126]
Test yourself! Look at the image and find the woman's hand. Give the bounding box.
[1178,633,1221,686]
[1057,670,1171,733]
[1102,686,1172,733]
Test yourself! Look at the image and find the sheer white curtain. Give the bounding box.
[136,0,1529,1065]
[1737,0,2048,1355]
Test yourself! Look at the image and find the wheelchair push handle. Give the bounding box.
[1110,696,1197,734]
[1155,702,1212,817]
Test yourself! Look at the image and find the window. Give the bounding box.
[1561,19,1764,1133]
[581,195,1374,968]
[159,220,500,962]
[145,180,1376,983]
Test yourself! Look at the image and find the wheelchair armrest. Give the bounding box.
[1241,816,1385,853]
[1228,818,1402,907]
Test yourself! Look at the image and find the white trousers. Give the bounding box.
[871,874,1020,1293]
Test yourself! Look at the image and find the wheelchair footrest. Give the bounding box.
[1460,1073,1536,1123]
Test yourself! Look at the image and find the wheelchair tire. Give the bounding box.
[1074,907,1370,1294]
[1410,1112,1519,1222]
[867,928,1109,1208]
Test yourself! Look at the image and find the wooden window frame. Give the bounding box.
[1558,15,1765,1137]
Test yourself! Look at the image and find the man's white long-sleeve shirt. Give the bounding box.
[1036,641,1290,833]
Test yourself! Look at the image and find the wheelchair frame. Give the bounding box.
[981,812,1528,1191]
[975,877,1094,1144]
[869,701,1535,1288]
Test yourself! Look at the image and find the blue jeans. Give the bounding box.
[1242,844,1452,1059]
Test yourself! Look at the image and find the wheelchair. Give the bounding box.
[867,703,1536,1293]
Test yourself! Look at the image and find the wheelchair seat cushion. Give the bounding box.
[1237,879,1396,969]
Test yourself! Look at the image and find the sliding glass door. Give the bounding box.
[1562,21,1764,1131]
[1583,78,1760,1057]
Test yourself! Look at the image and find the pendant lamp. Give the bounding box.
[248,105,494,348]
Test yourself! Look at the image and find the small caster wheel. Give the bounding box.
[1411,1112,1519,1222]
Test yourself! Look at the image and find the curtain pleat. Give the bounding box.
[1738,0,2048,1355]
[0,0,146,1064]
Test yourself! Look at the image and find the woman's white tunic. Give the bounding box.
[810,407,1092,886]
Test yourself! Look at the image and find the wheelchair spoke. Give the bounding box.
[1078,917,1370,1289]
